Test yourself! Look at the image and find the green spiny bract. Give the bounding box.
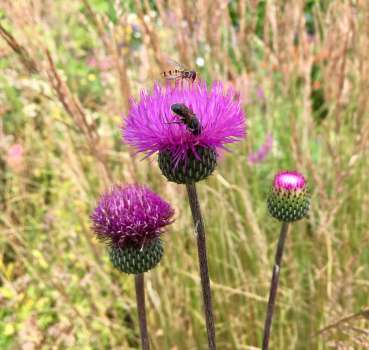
[158,146,217,184]
[267,187,310,222]
[109,238,163,274]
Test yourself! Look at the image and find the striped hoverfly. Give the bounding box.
[161,58,197,83]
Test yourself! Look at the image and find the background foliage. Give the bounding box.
[0,0,368,349]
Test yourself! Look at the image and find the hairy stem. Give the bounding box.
[135,273,150,350]
[262,222,290,350]
[186,183,216,350]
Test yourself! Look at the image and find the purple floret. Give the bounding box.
[273,171,306,191]
[123,81,246,163]
[90,185,174,248]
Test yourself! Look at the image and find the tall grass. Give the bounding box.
[0,0,368,349]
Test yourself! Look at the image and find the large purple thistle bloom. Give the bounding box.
[123,81,246,163]
[90,185,174,248]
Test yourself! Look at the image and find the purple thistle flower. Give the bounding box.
[248,134,273,165]
[123,81,246,163]
[90,184,174,248]
[273,171,306,191]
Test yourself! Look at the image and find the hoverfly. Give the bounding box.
[161,58,197,83]
[170,103,201,136]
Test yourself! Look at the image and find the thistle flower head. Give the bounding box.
[90,184,174,249]
[123,81,246,164]
[267,171,310,222]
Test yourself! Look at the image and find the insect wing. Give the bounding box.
[165,57,187,71]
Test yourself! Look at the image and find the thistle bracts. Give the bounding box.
[90,185,174,274]
[158,146,217,184]
[109,238,163,274]
[267,171,310,222]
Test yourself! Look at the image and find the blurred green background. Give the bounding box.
[0,0,368,349]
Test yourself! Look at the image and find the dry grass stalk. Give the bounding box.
[0,23,38,74]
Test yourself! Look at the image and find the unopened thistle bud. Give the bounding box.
[267,171,310,222]
[90,185,174,274]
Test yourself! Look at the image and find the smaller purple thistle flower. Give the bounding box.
[90,185,174,344]
[91,184,174,248]
[248,134,273,165]
[91,184,174,274]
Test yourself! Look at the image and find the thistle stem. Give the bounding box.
[262,222,290,350]
[135,273,150,350]
[186,183,216,350]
